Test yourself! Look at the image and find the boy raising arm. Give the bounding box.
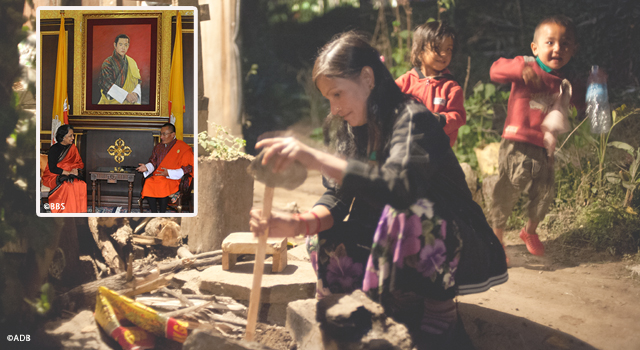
[490,15,578,258]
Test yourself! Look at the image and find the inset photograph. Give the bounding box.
[36,6,198,217]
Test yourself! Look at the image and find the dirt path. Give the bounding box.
[253,170,640,350]
[459,235,640,350]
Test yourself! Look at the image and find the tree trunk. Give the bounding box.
[181,156,253,253]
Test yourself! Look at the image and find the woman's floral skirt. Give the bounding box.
[363,198,462,302]
[306,198,508,301]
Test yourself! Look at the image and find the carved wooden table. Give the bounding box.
[90,167,136,213]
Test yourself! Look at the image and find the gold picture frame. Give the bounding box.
[80,12,162,117]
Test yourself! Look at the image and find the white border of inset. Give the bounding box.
[36,6,199,218]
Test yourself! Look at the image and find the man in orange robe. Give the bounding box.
[136,123,193,213]
[42,125,88,213]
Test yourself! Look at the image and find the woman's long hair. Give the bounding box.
[313,31,409,160]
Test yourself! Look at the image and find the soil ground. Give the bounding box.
[253,170,640,350]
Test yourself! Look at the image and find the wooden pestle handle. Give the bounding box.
[245,186,274,341]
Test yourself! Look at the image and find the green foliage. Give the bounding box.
[1,0,65,330]
[576,105,638,188]
[389,42,411,79]
[198,126,247,160]
[556,202,640,256]
[455,81,507,168]
[24,283,52,315]
[389,17,414,79]
[605,141,640,207]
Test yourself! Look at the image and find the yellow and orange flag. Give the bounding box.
[168,11,185,140]
[51,16,69,145]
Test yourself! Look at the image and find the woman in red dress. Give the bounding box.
[42,125,87,213]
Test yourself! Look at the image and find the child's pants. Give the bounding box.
[490,139,554,229]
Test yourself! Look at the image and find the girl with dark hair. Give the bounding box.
[250,31,506,349]
[42,125,87,213]
[396,21,466,147]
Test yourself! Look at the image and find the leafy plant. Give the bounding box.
[198,125,247,160]
[588,105,637,187]
[456,81,507,168]
[605,141,640,208]
[558,202,640,255]
[24,283,52,315]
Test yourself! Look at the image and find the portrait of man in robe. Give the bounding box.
[90,22,152,106]
[97,34,142,105]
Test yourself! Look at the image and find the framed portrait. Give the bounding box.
[81,13,162,116]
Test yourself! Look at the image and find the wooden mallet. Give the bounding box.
[244,150,307,341]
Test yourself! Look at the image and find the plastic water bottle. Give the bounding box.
[585,65,612,134]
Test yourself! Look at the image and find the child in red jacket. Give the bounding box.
[490,15,578,258]
[396,21,466,147]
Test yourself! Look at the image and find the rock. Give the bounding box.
[482,174,500,210]
[287,299,323,350]
[172,269,202,294]
[183,328,274,350]
[474,142,500,178]
[248,150,307,191]
[459,162,478,193]
[199,260,316,304]
[316,290,416,350]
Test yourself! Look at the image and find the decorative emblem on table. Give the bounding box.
[107,138,132,163]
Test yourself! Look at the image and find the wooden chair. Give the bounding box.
[138,172,193,213]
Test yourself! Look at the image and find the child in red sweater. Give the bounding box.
[490,15,578,258]
[396,21,466,147]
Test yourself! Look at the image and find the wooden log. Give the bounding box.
[88,217,125,274]
[60,255,222,311]
[177,246,195,259]
[192,250,222,259]
[126,254,133,282]
[112,223,132,249]
[134,217,152,234]
[132,234,162,246]
[157,255,221,274]
[60,272,128,311]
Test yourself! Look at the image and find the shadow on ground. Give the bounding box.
[460,303,598,350]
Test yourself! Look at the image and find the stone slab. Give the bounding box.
[172,269,202,294]
[287,243,310,262]
[286,299,323,350]
[199,259,316,304]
